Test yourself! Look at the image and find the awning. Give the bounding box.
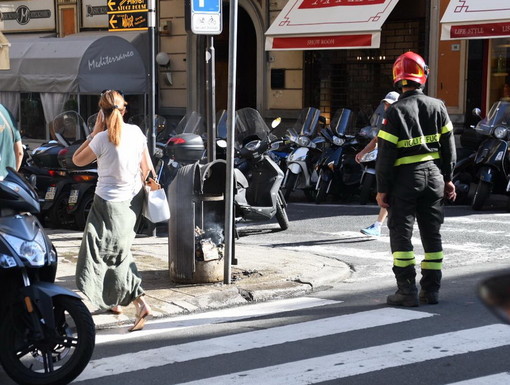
[265,0,399,51]
[0,32,148,94]
[440,0,510,40]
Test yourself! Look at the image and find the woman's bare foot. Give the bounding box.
[129,296,152,332]
[110,305,122,314]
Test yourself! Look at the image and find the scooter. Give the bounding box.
[283,107,325,201]
[0,167,95,385]
[314,108,362,204]
[469,101,510,211]
[233,108,289,230]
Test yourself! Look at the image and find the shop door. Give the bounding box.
[214,6,256,111]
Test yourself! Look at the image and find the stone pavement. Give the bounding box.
[47,229,351,330]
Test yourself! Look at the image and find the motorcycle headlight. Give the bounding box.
[332,136,345,146]
[361,151,378,162]
[493,126,508,139]
[2,230,47,267]
[245,140,261,152]
[297,136,311,147]
[288,152,307,162]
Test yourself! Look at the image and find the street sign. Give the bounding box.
[107,0,148,31]
[109,11,148,31]
[187,0,222,35]
[107,0,147,12]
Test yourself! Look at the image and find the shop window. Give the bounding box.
[488,38,510,107]
[20,93,45,140]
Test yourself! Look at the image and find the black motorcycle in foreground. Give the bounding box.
[0,168,95,385]
[469,101,510,211]
[233,108,289,230]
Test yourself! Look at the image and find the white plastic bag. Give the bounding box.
[142,181,170,223]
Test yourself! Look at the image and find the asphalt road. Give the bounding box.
[1,195,509,385]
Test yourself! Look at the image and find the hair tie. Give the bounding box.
[113,105,119,109]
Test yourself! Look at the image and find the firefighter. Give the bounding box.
[376,52,457,307]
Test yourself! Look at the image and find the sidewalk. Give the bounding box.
[48,229,351,330]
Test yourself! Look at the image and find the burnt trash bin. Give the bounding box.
[168,159,228,283]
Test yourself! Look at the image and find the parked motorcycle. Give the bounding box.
[283,107,325,201]
[451,118,484,205]
[232,108,289,230]
[0,167,95,385]
[469,101,510,211]
[24,111,90,229]
[314,108,362,204]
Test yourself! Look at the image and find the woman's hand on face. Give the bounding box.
[92,110,105,136]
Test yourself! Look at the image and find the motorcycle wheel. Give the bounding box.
[471,180,491,211]
[74,192,94,230]
[284,172,298,201]
[359,173,376,205]
[276,194,289,230]
[315,178,329,204]
[0,296,95,385]
[46,191,75,229]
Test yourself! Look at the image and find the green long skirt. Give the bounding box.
[76,188,145,310]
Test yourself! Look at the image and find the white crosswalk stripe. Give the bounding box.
[77,307,433,382]
[176,324,510,385]
[95,297,340,344]
[75,300,510,384]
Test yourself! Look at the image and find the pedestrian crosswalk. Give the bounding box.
[75,297,510,384]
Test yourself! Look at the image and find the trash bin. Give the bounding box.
[168,159,227,283]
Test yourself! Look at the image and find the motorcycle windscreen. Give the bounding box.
[476,101,510,135]
[234,108,271,149]
[176,111,206,136]
[292,107,321,138]
[51,111,88,145]
[330,108,355,136]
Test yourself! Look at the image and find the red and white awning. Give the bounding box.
[441,0,510,40]
[265,0,399,51]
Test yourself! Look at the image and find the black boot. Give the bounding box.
[387,266,419,307]
[419,269,441,304]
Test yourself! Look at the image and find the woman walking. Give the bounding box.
[72,90,152,332]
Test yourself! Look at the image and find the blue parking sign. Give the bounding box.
[192,0,220,13]
[188,0,222,34]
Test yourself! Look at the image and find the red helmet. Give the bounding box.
[392,52,429,89]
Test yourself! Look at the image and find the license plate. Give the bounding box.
[45,186,56,201]
[68,190,79,205]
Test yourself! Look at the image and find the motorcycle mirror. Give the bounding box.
[472,108,482,118]
[271,117,282,129]
[479,273,510,324]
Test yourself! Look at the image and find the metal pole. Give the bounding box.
[206,36,216,162]
[223,0,238,284]
[148,0,157,156]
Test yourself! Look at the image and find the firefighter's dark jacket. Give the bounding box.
[376,89,456,194]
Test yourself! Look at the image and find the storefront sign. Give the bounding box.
[450,21,510,39]
[82,0,108,29]
[107,0,148,31]
[0,0,55,32]
[299,0,385,10]
[270,33,374,50]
